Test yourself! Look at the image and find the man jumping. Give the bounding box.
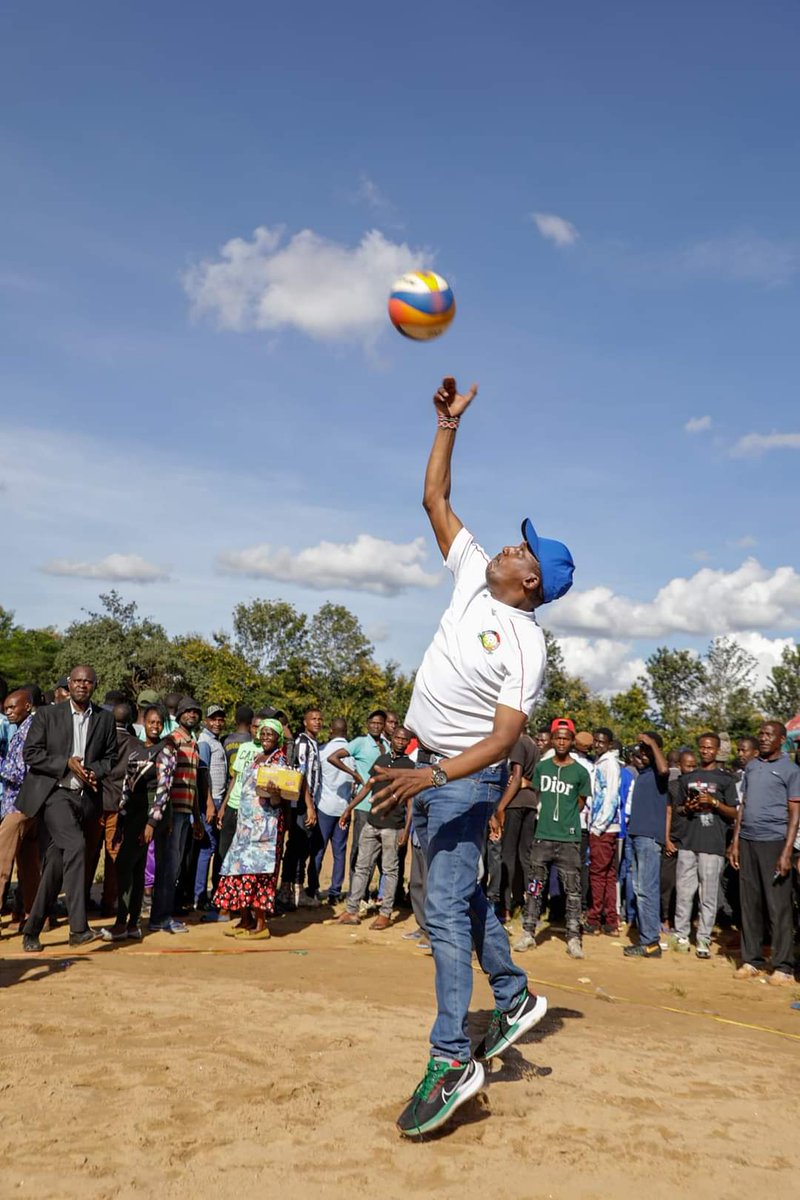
[373,376,575,1137]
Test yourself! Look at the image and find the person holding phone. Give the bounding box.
[728,721,800,985]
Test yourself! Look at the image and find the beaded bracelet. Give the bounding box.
[437,414,460,430]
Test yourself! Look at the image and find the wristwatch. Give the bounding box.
[431,766,448,788]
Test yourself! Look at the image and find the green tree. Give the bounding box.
[54,591,183,698]
[305,603,380,728]
[529,630,612,732]
[0,607,61,688]
[760,642,800,720]
[175,632,266,714]
[642,647,707,744]
[232,599,308,676]
[609,683,651,746]
[701,636,760,738]
[379,660,416,723]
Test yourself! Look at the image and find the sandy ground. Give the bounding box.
[1,905,799,1200]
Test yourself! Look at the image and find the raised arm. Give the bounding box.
[422,376,477,558]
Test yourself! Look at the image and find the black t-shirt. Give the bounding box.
[367,753,415,830]
[667,776,689,847]
[678,768,738,856]
[507,734,540,810]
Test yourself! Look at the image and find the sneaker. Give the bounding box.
[402,928,424,941]
[734,963,766,980]
[149,919,189,934]
[99,927,127,942]
[669,935,690,953]
[768,970,795,987]
[473,989,548,1060]
[695,938,711,960]
[126,926,143,941]
[583,921,601,936]
[298,891,321,908]
[513,931,536,952]
[69,929,99,947]
[623,942,662,959]
[566,937,584,959]
[601,924,620,937]
[22,933,43,953]
[417,939,431,951]
[396,1057,485,1137]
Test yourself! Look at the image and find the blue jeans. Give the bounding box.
[413,764,527,1062]
[151,811,192,926]
[630,835,661,947]
[619,836,637,923]
[194,799,221,904]
[314,810,349,898]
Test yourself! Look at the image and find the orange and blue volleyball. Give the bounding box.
[388,271,455,340]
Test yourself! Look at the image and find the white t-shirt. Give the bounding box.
[405,527,546,758]
[317,737,355,818]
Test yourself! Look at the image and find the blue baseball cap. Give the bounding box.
[521,518,575,604]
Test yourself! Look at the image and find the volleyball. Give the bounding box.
[388,271,455,340]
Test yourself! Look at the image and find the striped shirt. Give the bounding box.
[169,727,199,813]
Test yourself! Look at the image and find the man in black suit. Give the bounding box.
[18,665,117,952]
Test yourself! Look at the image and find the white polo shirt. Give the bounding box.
[405,527,546,758]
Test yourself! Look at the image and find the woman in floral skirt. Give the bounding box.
[214,718,288,939]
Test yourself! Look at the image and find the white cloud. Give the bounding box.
[365,621,390,644]
[218,534,442,597]
[42,554,169,583]
[725,632,795,692]
[184,225,428,344]
[557,636,646,695]
[734,535,758,549]
[531,212,579,247]
[730,432,800,457]
[691,550,711,563]
[550,558,800,638]
[684,415,712,434]
[678,234,800,286]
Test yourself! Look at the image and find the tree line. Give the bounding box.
[0,596,798,744]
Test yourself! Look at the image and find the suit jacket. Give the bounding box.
[17,701,118,818]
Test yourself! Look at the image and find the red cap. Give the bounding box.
[550,717,576,734]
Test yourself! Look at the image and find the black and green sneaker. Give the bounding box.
[397,1056,485,1137]
[473,989,548,1060]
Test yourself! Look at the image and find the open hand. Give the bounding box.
[371,766,433,816]
[434,377,478,420]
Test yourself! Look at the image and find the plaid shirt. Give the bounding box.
[169,727,200,814]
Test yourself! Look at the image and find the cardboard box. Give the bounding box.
[255,765,302,800]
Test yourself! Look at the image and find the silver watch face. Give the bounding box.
[432,767,447,788]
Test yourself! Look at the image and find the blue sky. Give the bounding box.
[2,1,799,696]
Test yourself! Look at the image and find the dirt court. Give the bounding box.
[1,908,798,1200]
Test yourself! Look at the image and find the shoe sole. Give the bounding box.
[478,994,548,1060]
[398,1061,485,1137]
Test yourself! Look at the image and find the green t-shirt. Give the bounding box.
[228,740,260,812]
[533,758,591,843]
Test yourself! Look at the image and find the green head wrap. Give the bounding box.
[257,717,284,747]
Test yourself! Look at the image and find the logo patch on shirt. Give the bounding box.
[478,629,501,653]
